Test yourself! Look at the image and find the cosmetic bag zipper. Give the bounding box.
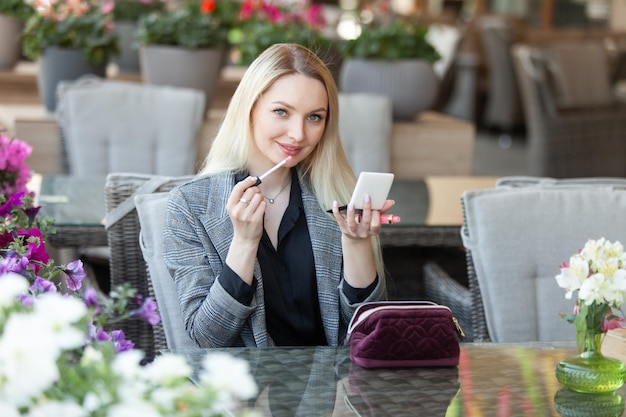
[347,302,465,339]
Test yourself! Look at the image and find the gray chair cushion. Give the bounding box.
[135,192,197,350]
[461,183,626,342]
[338,93,392,175]
[56,76,205,176]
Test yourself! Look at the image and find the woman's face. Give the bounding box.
[250,73,328,172]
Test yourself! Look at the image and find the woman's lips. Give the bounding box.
[278,143,302,156]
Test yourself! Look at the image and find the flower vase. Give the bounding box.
[556,330,626,393]
[112,20,140,73]
[38,47,107,112]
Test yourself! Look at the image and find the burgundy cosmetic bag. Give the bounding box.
[346,301,464,368]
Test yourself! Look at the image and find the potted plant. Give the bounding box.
[21,0,119,112]
[231,0,336,71]
[338,4,442,121]
[111,0,167,72]
[135,0,239,110]
[0,174,259,415]
[0,0,35,69]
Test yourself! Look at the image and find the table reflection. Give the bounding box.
[553,388,625,417]
[173,342,626,417]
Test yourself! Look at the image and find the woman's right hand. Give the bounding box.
[226,176,266,243]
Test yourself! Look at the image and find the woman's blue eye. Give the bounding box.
[309,114,323,122]
[273,108,287,116]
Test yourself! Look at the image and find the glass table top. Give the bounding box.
[172,342,626,417]
[37,175,106,228]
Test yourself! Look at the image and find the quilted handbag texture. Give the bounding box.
[346,301,464,368]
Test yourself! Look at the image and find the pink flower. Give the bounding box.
[0,135,32,196]
[20,227,51,271]
[603,316,626,331]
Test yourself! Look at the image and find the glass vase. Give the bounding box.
[556,331,626,393]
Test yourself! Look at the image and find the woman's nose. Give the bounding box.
[287,119,305,141]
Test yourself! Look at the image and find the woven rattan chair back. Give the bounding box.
[105,173,193,360]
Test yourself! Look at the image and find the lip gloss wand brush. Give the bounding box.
[253,156,292,186]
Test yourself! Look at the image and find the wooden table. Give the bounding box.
[35,175,497,249]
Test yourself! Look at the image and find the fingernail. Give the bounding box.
[348,203,354,212]
[333,200,338,209]
[364,194,370,203]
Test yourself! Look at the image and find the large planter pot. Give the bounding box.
[38,47,107,112]
[140,45,222,113]
[0,14,23,70]
[339,58,440,121]
[112,20,140,73]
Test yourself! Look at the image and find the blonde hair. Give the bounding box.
[200,43,386,281]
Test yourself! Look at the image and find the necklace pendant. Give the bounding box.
[268,198,275,204]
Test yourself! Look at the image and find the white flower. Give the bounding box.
[112,349,145,380]
[81,345,104,365]
[144,353,193,386]
[579,273,612,305]
[0,312,62,406]
[106,401,162,417]
[111,350,150,404]
[556,267,583,299]
[200,352,258,405]
[26,400,87,417]
[557,238,626,309]
[34,294,87,350]
[0,403,20,417]
[0,273,28,307]
[604,269,626,307]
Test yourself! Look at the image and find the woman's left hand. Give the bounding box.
[331,195,397,240]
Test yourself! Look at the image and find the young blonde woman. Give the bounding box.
[163,43,395,348]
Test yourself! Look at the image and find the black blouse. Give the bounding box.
[219,169,378,345]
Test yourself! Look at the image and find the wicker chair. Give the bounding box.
[423,176,626,343]
[104,173,194,360]
[511,42,626,178]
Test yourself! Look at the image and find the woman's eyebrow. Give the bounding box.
[272,101,327,113]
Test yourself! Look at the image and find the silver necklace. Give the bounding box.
[263,179,291,204]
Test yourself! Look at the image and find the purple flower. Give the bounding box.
[0,191,25,216]
[96,328,112,342]
[0,252,28,275]
[131,297,161,326]
[64,259,87,291]
[22,203,41,228]
[30,276,57,294]
[19,294,34,306]
[83,287,100,313]
[111,330,134,352]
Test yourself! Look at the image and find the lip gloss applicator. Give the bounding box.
[254,156,292,186]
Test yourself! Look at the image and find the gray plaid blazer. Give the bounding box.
[163,170,385,348]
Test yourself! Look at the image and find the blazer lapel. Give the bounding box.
[201,172,271,346]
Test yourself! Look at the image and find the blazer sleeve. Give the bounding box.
[162,183,256,347]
